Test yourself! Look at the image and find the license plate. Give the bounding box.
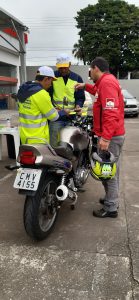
[13,168,42,191]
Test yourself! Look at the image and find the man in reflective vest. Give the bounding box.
[49,53,85,147]
[17,66,59,144]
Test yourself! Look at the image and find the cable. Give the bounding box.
[27,49,73,52]
[27,56,61,59]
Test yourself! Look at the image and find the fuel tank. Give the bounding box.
[60,126,89,151]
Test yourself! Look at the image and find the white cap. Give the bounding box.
[37,66,57,80]
[56,53,71,68]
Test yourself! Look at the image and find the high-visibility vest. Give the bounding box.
[53,77,78,110]
[18,89,59,144]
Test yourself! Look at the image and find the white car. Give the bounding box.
[83,89,139,118]
[122,89,139,117]
[83,91,94,114]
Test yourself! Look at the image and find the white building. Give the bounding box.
[0,7,28,109]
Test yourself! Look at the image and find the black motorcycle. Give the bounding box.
[13,114,93,241]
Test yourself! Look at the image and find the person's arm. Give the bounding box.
[75,82,97,96]
[85,83,97,96]
[74,75,85,108]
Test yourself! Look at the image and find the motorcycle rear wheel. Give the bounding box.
[23,173,59,241]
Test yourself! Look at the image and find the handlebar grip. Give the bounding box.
[69,111,76,115]
[81,112,87,116]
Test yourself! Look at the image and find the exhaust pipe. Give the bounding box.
[56,185,69,201]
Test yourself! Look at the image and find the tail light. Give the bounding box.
[20,151,36,165]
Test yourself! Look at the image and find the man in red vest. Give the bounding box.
[75,57,125,218]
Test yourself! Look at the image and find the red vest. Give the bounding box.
[85,73,125,140]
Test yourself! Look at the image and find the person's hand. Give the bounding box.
[74,105,82,115]
[74,83,85,90]
[98,137,110,151]
[64,109,71,116]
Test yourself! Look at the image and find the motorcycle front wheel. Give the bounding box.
[23,173,59,241]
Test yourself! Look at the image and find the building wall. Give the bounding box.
[0,30,21,94]
[26,65,139,100]
[118,80,139,99]
[69,66,139,99]
[0,47,20,67]
[0,65,17,94]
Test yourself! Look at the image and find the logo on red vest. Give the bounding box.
[106,98,115,108]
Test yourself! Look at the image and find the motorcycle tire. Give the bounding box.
[23,173,59,241]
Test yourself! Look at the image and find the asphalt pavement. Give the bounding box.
[0,117,139,300]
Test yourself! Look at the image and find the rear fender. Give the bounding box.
[17,143,56,164]
[17,143,72,171]
[19,189,36,196]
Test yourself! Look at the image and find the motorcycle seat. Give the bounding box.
[54,142,73,160]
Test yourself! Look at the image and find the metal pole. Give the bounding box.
[18,29,27,84]
[10,19,25,53]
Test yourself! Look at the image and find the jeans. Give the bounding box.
[49,120,70,148]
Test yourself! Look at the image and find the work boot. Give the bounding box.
[93,208,118,218]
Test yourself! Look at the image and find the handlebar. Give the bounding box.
[69,107,88,117]
[70,114,93,135]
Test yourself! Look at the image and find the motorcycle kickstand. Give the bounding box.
[68,190,78,210]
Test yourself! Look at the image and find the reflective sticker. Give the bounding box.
[106,98,115,108]
[102,164,112,176]
[94,92,98,102]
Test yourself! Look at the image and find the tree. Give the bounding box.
[72,0,139,73]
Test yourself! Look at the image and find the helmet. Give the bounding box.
[56,53,71,68]
[90,150,116,181]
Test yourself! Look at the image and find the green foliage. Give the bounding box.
[73,0,139,72]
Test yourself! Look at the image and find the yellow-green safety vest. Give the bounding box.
[53,77,78,110]
[18,89,59,144]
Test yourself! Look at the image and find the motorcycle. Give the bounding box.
[13,112,93,241]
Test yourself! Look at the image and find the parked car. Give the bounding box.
[83,89,139,118]
[122,89,139,117]
[83,91,94,115]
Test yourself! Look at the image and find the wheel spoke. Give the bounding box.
[39,180,57,232]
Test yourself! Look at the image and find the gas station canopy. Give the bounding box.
[0,7,28,31]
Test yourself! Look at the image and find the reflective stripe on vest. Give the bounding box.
[19,108,57,120]
[52,100,75,106]
[19,121,47,128]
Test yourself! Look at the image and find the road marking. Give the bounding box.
[0,173,13,183]
[131,205,139,209]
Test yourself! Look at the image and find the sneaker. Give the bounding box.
[93,208,118,218]
[99,198,119,209]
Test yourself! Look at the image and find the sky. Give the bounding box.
[1,0,139,66]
